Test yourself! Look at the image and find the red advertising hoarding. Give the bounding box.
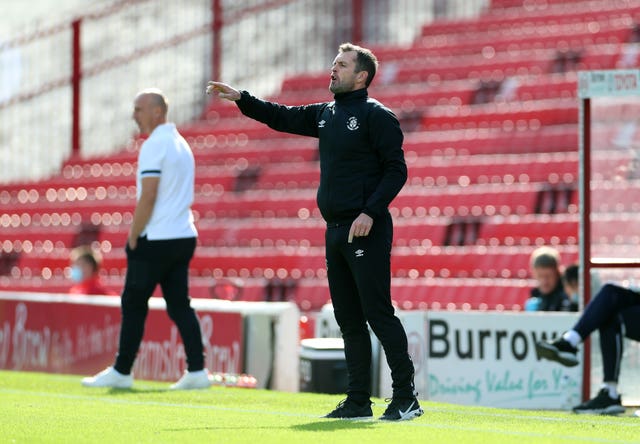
[0,294,243,381]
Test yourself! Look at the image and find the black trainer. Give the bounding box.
[535,338,579,367]
[323,398,373,420]
[379,397,424,421]
[573,388,625,415]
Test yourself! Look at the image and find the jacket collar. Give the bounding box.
[333,88,368,103]
[533,280,565,299]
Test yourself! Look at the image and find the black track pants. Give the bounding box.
[574,283,640,382]
[325,211,415,401]
[114,236,205,374]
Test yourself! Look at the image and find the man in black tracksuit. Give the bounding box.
[207,43,422,421]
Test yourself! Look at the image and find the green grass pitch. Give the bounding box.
[1,370,638,443]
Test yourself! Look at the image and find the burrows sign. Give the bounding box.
[426,311,581,409]
[319,306,581,409]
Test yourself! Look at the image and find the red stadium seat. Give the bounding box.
[7,0,629,315]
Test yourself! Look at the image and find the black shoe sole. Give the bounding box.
[573,405,625,415]
[379,407,424,421]
[322,415,374,420]
[535,342,579,367]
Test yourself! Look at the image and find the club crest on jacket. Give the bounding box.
[346,116,359,131]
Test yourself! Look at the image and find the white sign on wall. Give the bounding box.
[378,311,428,400]
[426,311,582,409]
[314,306,581,409]
[578,69,640,98]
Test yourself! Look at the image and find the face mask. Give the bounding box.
[70,266,84,283]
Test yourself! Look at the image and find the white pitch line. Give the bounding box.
[1,387,638,444]
[421,405,640,428]
[0,387,317,419]
[403,421,637,444]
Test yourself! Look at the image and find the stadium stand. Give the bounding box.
[2,0,639,316]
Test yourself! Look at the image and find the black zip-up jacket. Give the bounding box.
[235,88,407,225]
[530,280,574,311]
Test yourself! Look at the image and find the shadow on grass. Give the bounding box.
[290,419,377,432]
[106,387,170,395]
[161,421,377,433]
[162,426,287,432]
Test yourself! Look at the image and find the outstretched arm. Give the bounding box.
[205,80,321,138]
[206,81,241,101]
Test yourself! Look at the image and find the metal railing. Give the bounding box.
[0,0,489,185]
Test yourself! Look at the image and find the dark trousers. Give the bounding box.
[114,236,205,374]
[325,211,415,401]
[574,283,640,382]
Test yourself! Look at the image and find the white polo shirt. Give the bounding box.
[137,122,198,240]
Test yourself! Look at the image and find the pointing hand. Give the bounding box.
[206,81,241,101]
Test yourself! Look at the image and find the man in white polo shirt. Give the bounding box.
[82,89,210,390]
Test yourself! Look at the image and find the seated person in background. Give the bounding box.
[68,246,115,295]
[536,272,640,415]
[524,246,574,311]
[563,263,580,312]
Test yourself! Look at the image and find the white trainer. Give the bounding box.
[82,367,133,389]
[170,369,212,390]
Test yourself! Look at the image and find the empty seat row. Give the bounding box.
[0,273,532,312]
[2,170,238,197]
[421,99,578,131]
[280,36,627,90]
[256,72,578,116]
[275,82,474,110]
[193,185,543,219]
[60,138,318,172]
[3,123,580,210]
[0,181,568,224]
[0,274,267,300]
[390,278,531,311]
[591,181,640,212]
[12,244,579,281]
[403,123,578,156]
[420,3,640,37]
[282,55,554,91]
[391,245,578,279]
[3,211,587,251]
[478,215,578,246]
[416,21,634,55]
[408,152,578,186]
[489,0,611,8]
[180,121,303,141]
[590,215,640,244]
[291,277,532,311]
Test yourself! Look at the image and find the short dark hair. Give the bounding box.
[563,263,579,286]
[530,246,560,269]
[70,245,102,273]
[338,42,378,87]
